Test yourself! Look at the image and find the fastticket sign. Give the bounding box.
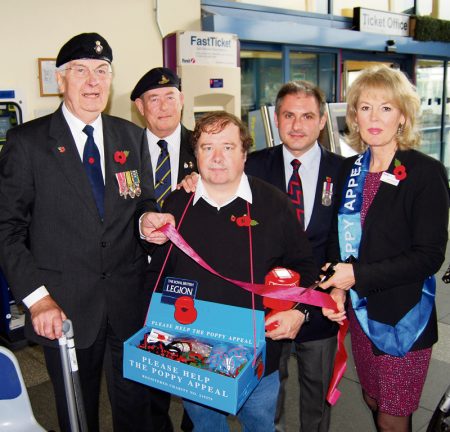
[353,7,410,37]
[177,31,239,67]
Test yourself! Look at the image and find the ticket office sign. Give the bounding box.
[123,293,266,414]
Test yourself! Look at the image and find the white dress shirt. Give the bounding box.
[194,174,253,210]
[62,102,105,179]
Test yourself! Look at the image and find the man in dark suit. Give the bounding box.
[0,33,174,432]
[131,68,196,431]
[245,81,344,432]
[131,67,196,208]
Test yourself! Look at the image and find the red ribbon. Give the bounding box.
[156,223,348,405]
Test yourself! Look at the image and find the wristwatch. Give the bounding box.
[298,306,310,323]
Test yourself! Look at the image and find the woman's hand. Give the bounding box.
[320,263,355,291]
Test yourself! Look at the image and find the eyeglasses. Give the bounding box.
[64,64,112,79]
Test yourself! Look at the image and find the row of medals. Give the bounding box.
[116,170,141,199]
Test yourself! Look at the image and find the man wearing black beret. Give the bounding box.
[0,32,175,432]
[131,67,196,431]
[131,67,197,210]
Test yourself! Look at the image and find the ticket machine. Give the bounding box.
[0,89,25,152]
[163,30,241,130]
[0,89,26,347]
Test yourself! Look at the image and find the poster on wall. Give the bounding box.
[38,58,61,97]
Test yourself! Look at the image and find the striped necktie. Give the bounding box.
[287,158,305,230]
[155,139,172,209]
[82,125,105,218]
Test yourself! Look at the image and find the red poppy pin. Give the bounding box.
[57,146,66,153]
[114,150,129,165]
[393,158,407,181]
[230,214,259,227]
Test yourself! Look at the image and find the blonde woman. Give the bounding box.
[321,65,449,432]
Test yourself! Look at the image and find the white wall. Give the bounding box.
[1,0,201,124]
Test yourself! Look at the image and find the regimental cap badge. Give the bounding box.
[130,67,181,101]
[94,40,103,54]
[55,33,113,67]
[158,75,170,85]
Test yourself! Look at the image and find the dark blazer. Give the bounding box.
[245,143,344,342]
[0,106,157,348]
[327,149,449,352]
[176,125,197,182]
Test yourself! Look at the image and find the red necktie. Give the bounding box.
[288,159,305,230]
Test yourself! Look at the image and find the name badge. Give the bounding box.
[380,171,399,186]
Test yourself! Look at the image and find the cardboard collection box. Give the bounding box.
[123,292,266,414]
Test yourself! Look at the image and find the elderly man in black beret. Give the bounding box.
[131,67,197,210]
[0,32,175,432]
[131,67,197,431]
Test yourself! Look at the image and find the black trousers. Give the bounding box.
[43,318,173,432]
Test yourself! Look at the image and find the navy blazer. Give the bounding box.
[245,143,344,342]
[0,106,157,348]
[327,149,449,352]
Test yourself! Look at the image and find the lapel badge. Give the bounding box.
[183,161,194,169]
[114,150,129,165]
[321,176,333,207]
[57,146,66,153]
[94,40,103,54]
[158,74,170,85]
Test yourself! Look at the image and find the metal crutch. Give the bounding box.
[58,319,89,432]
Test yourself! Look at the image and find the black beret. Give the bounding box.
[56,33,113,67]
[130,67,180,101]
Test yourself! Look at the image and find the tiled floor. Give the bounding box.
[5,262,450,431]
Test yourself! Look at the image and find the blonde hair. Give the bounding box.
[345,65,421,152]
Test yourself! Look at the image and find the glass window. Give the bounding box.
[289,51,336,102]
[390,0,415,13]
[416,59,444,161]
[240,50,282,123]
[333,0,414,16]
[416,0,432,16]
[227,0,328,14]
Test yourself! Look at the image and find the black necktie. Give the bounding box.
[154,139,172,209]
[82,125,104,218]
[287,159,305,230]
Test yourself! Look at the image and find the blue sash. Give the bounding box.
[338,149,435,357]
